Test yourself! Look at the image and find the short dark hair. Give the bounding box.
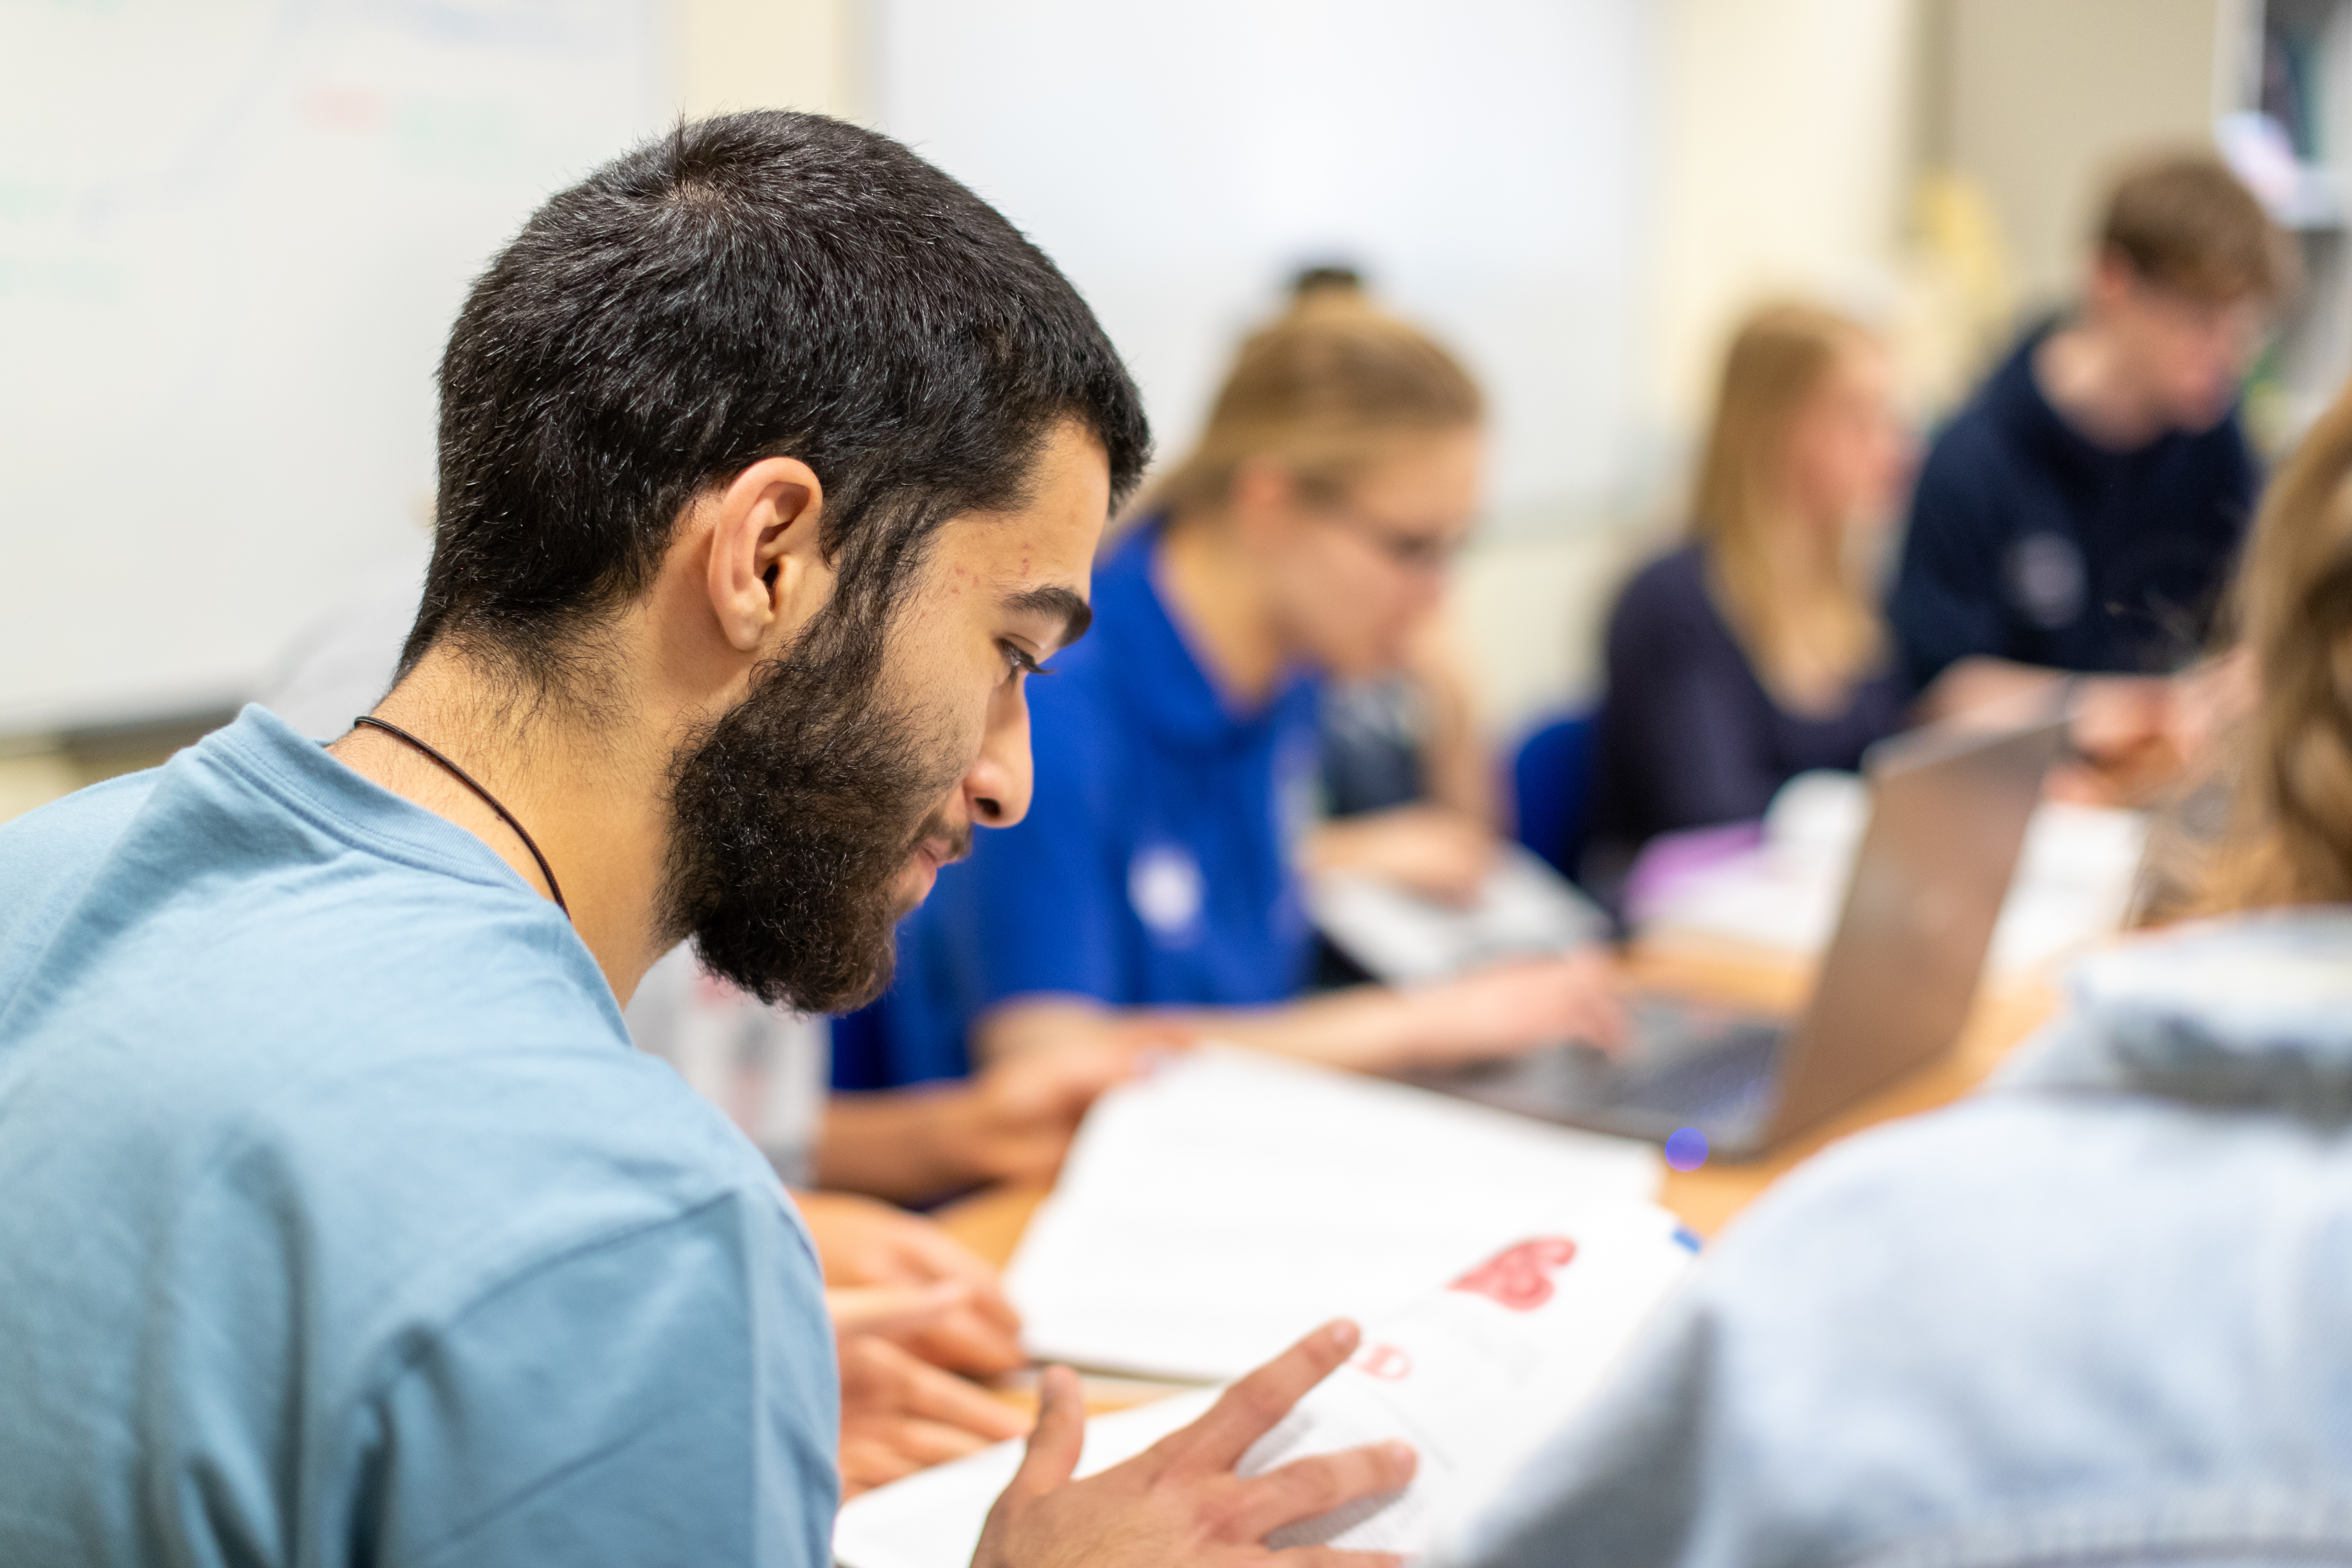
[2100,151,2295,306]
[405,111,1151,688]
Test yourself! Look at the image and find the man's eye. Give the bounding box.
[1001,641,1047,680]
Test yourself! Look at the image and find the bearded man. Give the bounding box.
[0,113,1410,1567]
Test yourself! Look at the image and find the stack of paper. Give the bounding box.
[1632,770,2148,977]
[1004,1046,1662,1382]
[1307,843,1611,984]
[1240,1202,1698,1553]
[836,1199,1700,1568]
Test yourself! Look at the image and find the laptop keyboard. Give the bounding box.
[1608,1025,1783,1127]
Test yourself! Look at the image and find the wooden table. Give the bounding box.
[940,937,2060,1269]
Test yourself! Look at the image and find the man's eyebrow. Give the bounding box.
[1003,584,1093,649]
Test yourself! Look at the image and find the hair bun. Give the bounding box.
[1289,263,1367,307]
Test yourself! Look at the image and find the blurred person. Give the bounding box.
[0,113,1415,1565]
[1583,303,1914,897]
[1311,612,1501,986]
[1295,270,1502,913]
[1449,371,2352,1568]
[838,276,1620,1089]
[1316,613,1501,907]
[1890,151,2294,802]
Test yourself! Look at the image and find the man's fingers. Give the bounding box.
[1172,1320,1359,1473]
[1572,989,1628,1054]
[1231,1441,1416,1541]
[1036,1039,1155,1109]
[961,1275,1025,1336]
[911,1314,1029,1378]
[1106,1017,1201,1069]
[827,1280,972,1339]
[861,1225,1026,1350]
[1557,953,1626,1052]
[1001,1364,1086,1501]
[1277,1550,1407,1568]
[877,1226,1025,1338]
[891,1352,1031,1442]
[862,1415,1002,1467]
[842,1334,1026,1437]
[839,1441,923,1495]
[889,1218,1019,1295]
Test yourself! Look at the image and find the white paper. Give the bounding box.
[1308,844,1611,985]
[835,1206,1698,1568]
[1633,771,2147,977]
[1004,1047,1662,1382]
[1241,1204,1698,1554]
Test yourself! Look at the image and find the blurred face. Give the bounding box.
[2091,252,2265,434]
[662,422,1107,1012]
[1247,427,1483,680]
[1779,339,1910,539]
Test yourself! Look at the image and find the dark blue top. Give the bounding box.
[1887,321,2258,689]
[1584,545,1910,888]
[833,520,1324,1088]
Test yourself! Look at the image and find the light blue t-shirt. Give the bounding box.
[1452,910,2352,1567]
[0,706,838,1567]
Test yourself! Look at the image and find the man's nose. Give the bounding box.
[1407,570,1449,616]
[964,697,1035,829]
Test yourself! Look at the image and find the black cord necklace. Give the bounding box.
[350,715,571,921]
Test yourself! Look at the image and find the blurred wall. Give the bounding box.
[677,0,865,118]
[870,0,1655,542]
[1936,0,2231,311]
[0,0,835,825]
[1457,0,1927,738]
[1645,0,1922,435]
[0,0,2092,812]
[669,0,1937,740]
[0,0,665,741]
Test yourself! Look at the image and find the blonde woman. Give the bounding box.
[1583,303,1913,891]
[839,276,1620,1086]
[1455,366,2352,1568]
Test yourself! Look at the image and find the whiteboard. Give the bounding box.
[0,0,663,734]
[873,0,1656,538]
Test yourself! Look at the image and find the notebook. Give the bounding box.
[1003,1045,1662,1382]
[1308,843,1611,984]
[835,1203,1699,1568]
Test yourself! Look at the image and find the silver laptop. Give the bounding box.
[1418,708,2068,1159]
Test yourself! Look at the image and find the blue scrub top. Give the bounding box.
[1887,318,2258,690]
[834,518,1324,1088]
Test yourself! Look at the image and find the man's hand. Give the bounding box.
[1925,658,2231,810]
[973,1320,1416,1568]
[941,1038,1161,1187]
[2051,674,2184,806]
[1303,804,1500,907]
[839,1329,1029,1497]
[797,1190,1026,1375]
[816,1034,1168,1206]
[1399,948,1626,1069]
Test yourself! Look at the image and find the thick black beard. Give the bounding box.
[661,604,961,1014]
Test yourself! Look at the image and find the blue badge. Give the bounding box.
[2007,533,2087,629]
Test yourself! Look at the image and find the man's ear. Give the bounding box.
[2086,246,2139,317]
[705,456,831,654]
